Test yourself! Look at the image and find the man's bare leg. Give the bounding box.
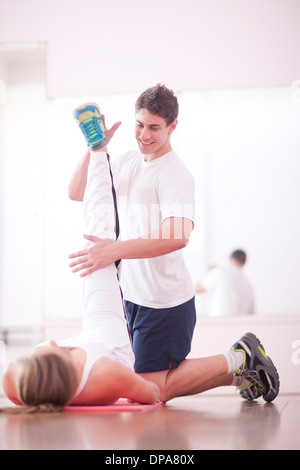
[139,355,232,402]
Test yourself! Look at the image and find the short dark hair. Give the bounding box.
[135,84,179,126]
[231,249,247,265]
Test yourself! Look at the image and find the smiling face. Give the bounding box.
[135,109,177,161]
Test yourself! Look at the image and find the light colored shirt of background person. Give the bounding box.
[195,250,255,317]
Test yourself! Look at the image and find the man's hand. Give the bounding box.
[69,234,118,277]
[101,114,122,146]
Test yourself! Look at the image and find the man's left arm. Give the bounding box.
[69,217,193,277]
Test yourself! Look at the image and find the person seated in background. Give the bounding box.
[195,250,255,317]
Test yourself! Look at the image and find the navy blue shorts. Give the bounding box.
[124,297,196,373]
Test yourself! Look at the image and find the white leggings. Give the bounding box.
[81,151,134,368]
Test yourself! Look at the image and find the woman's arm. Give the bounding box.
[73,358,160,405]
[115,364,160,404]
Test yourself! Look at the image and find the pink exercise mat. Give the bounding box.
[64,399,163,412]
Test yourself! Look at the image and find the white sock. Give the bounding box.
[223,350,245,374]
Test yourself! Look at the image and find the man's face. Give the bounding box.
[135,109,177,160]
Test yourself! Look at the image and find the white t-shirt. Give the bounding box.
[112,150,195,309]
[201,265,255,317]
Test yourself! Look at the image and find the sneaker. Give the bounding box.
[74,103,106,149]
[231,332,280,402]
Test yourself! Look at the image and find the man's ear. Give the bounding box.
[168,119,178,135]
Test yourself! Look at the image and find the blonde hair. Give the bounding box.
[1,354,78,414]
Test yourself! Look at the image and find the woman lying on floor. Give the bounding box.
[1,105,160,413]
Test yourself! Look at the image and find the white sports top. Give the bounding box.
[57,334,133,397]
[112,150,195,308]
[36,332,134,399]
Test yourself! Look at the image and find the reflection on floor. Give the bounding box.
[0,393,299,450]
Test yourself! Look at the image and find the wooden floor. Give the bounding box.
[0,393,299,450]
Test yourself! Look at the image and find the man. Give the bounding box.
[68,86,279,403]
[195,250,255,317]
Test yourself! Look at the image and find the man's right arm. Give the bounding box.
[68,148,91,202]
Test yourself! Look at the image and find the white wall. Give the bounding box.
[0,1,300,330]
[181,87,300,316]
[43,86,300,320]
[1,81,300,329]
[0,51,46,330]
[0,0,300,96]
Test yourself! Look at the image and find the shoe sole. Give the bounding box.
[73,102,101,118]
[73,102,106,149]
[240,332,280,402]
